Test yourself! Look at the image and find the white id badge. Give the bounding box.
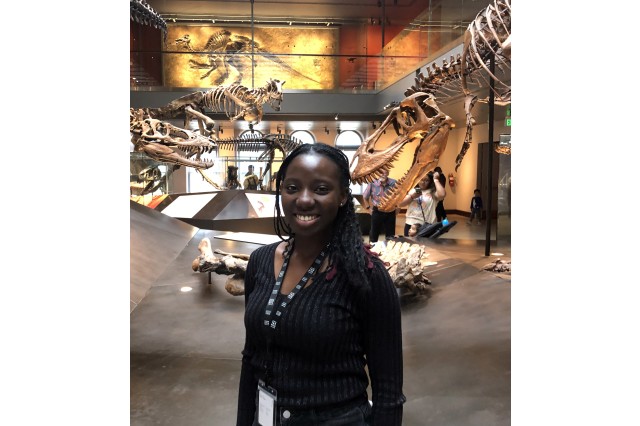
[257,380,277,426]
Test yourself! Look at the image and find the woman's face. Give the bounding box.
[418,177,430,189]
[281,153,347,239]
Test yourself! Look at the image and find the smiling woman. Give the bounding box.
[236,143,406,425]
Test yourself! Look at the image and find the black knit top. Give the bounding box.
[236,242,405,425]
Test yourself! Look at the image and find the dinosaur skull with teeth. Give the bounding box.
[349,92,454,212]
[130,108,217,169]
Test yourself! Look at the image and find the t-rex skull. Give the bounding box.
[350,92,454,212]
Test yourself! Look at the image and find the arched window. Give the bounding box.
[236,130,267,188]
[184,120,221,193]
[290,130,315,144]
[335,130,365,196]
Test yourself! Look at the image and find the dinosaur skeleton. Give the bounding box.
[143,79,285,125]
[201,78,285,124]
[373,239,439,296]
[349,0,510,212]
[130,79,288,194]
[217,132,302,189]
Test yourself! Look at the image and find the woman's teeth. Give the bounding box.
[296,214,317,222]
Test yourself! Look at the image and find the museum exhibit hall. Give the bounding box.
[130,0,511,425]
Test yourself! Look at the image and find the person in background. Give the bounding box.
[433,166,448,222]
[236,143,405,425]
[408,223,420,237]
[398,175,430,237]
[398,170,445,236]
[468,188,483,225]
[243,165,260,190]
[226,165,241,189]
[362,169,398,243]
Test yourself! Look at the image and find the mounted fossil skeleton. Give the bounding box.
[217,132,303,189]
[350,0,510,212]
[130,79,288,194]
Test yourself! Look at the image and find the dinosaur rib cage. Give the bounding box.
[464,0,510,79]
[201,83,279,120]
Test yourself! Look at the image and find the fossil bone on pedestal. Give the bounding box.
[372,240,437,295]
[192,238,249,295]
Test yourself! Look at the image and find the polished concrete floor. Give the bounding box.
[131,203,511,425]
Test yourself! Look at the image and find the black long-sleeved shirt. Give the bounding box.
[236,242,405,425]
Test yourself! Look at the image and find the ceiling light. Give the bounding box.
[334,114,339,120]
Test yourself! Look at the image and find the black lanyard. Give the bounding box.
[261,242,330,385]
[263,242,329,331]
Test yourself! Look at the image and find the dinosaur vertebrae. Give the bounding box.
[405,55,464,99]
[130,0,167,40]
[217,133,301,155]
[201,79,285,124]
[407,0,510,102]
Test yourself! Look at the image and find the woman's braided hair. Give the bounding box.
[273,143,374,291]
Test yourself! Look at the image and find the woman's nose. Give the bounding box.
[296,189,314,207]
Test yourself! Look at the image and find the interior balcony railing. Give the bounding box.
[130,0,490,93]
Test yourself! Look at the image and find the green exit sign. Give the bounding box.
[505,118,511,126]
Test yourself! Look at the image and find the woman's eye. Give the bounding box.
[316,186,330,194]
[285,184,297,192]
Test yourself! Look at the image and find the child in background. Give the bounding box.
[408,223,420,237]
[468,189,483,225]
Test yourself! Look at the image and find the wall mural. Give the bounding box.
[164,25,338,89]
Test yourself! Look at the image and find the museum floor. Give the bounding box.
[131,203,511,426]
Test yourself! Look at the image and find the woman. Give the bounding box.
[399,170,446,236]
[236,143,405,425]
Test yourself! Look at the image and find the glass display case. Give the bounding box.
[130,152,175,197]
